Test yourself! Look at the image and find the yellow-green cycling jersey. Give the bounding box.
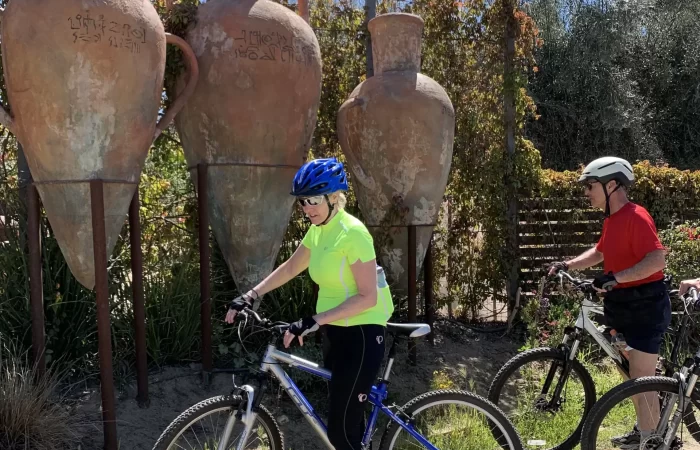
[301,209,394,327]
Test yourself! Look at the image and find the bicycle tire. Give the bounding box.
[580,376,700,450]
[378,389,524,450]
[487,347,597,450]
[152,395,283,450]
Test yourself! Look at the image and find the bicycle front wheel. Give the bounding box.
[580,376,700,450]
[487,347,597,450]
[378,389,523,450]
[152,395,283,450]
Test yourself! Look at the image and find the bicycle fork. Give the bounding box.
[219,382,257,450]
[656,362,700,449]
[540,337,581,412]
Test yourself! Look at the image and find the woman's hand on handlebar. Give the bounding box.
[225,293,256,324]
[283,317,319,348]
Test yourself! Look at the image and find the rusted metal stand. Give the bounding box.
[407,225,436,364]
[90,180,118,450]
[408,225,417,365]
[129,187,149,407]
[190,161,302,384]
[27,183,45,378]
[27,178,149,449]
[424,235,435,346]
[196,163,213,385]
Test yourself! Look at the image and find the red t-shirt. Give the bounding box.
[596,202,665,289]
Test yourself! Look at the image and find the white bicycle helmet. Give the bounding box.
[578,156,635,186]
[579,157,635,217]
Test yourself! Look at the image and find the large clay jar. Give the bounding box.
[337,13,454,296]
[174,0,322,295]
[0,0,199,289]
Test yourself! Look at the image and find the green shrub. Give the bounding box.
[659,221,700,282]
[0,340,86,449]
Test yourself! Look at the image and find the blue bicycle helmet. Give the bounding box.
[291,157,348,196]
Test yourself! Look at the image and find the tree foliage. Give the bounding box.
[526,0,700,170]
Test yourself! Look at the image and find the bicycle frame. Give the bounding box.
[565,296,626,369]
[229,344,438,450]
[565,289,690,378]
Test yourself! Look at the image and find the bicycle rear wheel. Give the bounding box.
[378,389,523,450]
[152,395,283,450]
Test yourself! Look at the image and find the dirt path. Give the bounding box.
[72,320,520,450]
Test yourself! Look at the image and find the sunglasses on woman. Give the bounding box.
[297,195,325,207]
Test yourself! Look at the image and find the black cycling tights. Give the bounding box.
[322,324,386,450]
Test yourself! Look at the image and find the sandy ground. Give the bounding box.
[70,320,520,450]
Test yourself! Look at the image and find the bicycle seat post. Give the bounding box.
[381,334,400,382]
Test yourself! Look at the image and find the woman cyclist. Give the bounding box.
[225,157,394,450]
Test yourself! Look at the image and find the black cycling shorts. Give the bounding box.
[603,280,671,354]
[321,324,386,450]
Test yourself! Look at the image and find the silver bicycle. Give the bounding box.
[487,271,697,450]
[580,287,700,449]
[153,307,524,450]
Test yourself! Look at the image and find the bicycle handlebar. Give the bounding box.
[551,271,700,316]
[553,271,597,294]
[676,287,700,312]
[237,307,290,333]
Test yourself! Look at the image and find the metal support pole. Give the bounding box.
[27,183,45,378]
[129,187,149,407]
[366,0,376,77]
[446,198,454,319]
[424,234,434,346]
[504,0,520,311]
[197,164,213,384]
[408,225,417,365]
[90,180,118,450]
[298,0,310,23]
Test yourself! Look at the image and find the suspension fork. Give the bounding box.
[542,330,581,407]
[219,373,269,450]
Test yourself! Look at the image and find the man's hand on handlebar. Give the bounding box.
[546,261,569,277]
[593,272,618,292]
[679,278,700,296]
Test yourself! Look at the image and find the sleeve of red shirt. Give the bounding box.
[631,209,666,260]
[596,220,607,253]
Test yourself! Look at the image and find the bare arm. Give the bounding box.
[312,259,378,325]
[226,245,310,324]
[613,249,666,284]
[565,246,604,271]
[249,244,311,297]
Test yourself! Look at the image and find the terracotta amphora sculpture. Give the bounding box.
[174,0,322,296]
[0,0,199,288]
[337,13,454,296]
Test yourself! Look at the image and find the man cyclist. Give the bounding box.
[225,157,394,450]
[548,156,670,449]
